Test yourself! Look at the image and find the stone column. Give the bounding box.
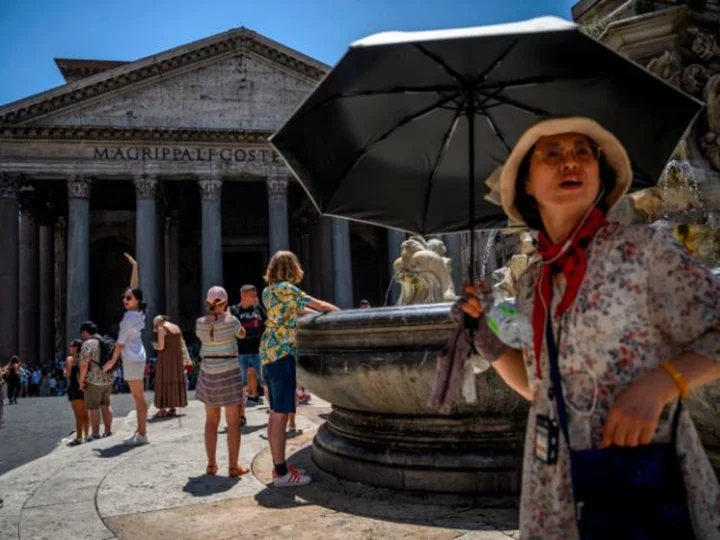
[267,176,289,256]
[66,176,91,345]
[386,229,405,305]
[19,191,40,366]
[54,217,67,355]
[198,176,223,303]
[443,234,463,293]
[331,218,353,309]
[39,214,55,365]
[134,174,160,346]
[0,173,20,363]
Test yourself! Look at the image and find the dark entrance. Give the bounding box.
[223,250,266,305]
[90,236,133,338]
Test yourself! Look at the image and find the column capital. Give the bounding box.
[133,174,159,200]
[267,176,289,201]
[198,176,223,201]
[67,175,92,199]
[18,187,43,218]
[0,172,21,199]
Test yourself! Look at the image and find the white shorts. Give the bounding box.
[123,360,146,382]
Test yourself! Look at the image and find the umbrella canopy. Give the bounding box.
[270,16,703,236]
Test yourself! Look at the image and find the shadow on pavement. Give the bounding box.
[255,444,520,533]
[148,413,187,424]
[183,475,239,497]
[92,444,141,459]
[253,487,315,509]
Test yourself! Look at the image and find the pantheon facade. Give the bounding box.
[0,28,468,364]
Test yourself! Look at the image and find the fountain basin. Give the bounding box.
[297,304,528,494]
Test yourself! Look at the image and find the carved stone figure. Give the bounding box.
[688,28,720,62]
[646,50,682,84]
[681,64,710,96]
[702,74,720,171]
[491,232,537,301]
[393,236,457,305]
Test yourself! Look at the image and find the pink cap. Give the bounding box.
[205,286,228,304]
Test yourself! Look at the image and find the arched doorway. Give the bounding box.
[90,236,133,337]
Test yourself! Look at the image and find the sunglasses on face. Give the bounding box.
[122,295,134,301]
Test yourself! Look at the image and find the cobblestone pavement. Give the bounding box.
[0,392,157,475]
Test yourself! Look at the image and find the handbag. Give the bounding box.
[545,317,695,540]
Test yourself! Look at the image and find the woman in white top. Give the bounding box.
[104,253,149,447]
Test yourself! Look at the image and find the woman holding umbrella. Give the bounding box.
[458,117,720,539]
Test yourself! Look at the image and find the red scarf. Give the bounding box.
[532,208,608,378]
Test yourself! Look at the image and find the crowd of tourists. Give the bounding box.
[0,248,338,488]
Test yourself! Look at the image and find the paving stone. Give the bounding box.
[20,500,114,540]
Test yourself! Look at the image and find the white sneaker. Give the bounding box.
[123,433,149,447]
[272,468,312,487]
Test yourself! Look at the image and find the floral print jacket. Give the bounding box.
[514,223,720,539]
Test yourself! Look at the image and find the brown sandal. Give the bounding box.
[206,464,218,476]
[228,466,250,478]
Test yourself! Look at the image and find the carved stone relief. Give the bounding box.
[644,25,720,172]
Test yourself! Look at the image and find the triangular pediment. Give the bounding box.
[0,28,328,131]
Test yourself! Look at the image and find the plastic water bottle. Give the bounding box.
[486,301,533,349]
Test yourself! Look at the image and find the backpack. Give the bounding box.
[91,335,120,372]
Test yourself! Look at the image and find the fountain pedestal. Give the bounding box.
[297,304,528,494]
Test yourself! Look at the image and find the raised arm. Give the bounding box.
[124,253,139,289]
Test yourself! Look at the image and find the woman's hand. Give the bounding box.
[123,253,137,266]
[601,369,679,448]
[151,341,159,350]
[455,282,494,320]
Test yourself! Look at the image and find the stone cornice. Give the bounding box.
[0,28,328,126]
[601,6,701,49]
[0,126,273,143]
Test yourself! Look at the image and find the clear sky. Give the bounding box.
[0,0,577,106]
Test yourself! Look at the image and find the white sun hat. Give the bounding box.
[499,117,633,226]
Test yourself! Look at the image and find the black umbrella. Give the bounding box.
[270,16,702,239]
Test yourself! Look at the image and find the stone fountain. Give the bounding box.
[297,236,528,495]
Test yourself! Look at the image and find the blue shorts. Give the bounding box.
[238,353,263,387]
[262,356,296,414]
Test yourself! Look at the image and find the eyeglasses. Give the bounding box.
[533,143,600,166]
[122,295,133,301]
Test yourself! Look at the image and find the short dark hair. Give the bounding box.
[79,321,98,335]
[514,143,617,231]
[69,339,83,351]
[240,284,257,295]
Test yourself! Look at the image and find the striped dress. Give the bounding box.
[195,312,246,407]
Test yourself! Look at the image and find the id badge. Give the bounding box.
[534,414,559,465]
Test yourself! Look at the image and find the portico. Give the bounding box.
[0,27,393,362]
